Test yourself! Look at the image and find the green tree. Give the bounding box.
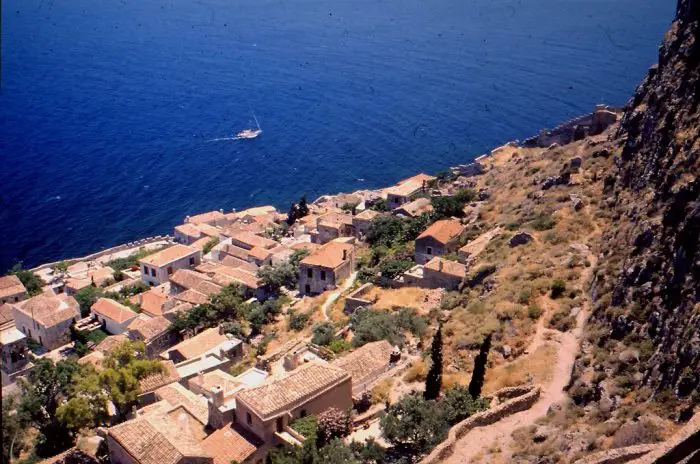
[468,333,492,399]
[297,195,310,218]
[369,198,388,212]
[424,324,443,400]
[57,365,108,432]
[378,259,413,280]
[286,203,299,226]
[311,322,335,346]
[317,439,359,464]
[380,394,450,453]
[3,396,29,463]
[366,216,405,248]
[431,196,465,219]
[202,237,220,255]
[288,310,310,331]
[8,264,46,296]
[75,285,102,317]
[258,249,309,294]
[211,284,245,319]
[442,386,489,423]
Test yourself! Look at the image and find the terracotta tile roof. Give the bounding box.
[65,278,91,292]
[354,209,381,221]
[248,246,272,261]
[416,219,465,244]
[0,303,15,326]
[186,210,225,225]
[88,267,114,286]
[139,289,169,317]
[386,178,425,198]
[128,315,171,342]
[191,237,212,251]
[139,244,199,268]
[229,231,278,250]
[154,382,209,424]
[221,244,253,261]
[332,340,394,387]
[78,350,106,369]
[189,369,242,394]
[236,361,350,420]
[15,294,80,328]
[95,334,128,353]
[394,197,433,217]
[0,275,27,299]
[173,289,209,305]
[195,223,221,238]
[174,223,202,239]
[194,280,223,296]
[168,327,228,360]
[318,212,354,228]
[300,241,354,270]
[209,266,261,290]
[459,227,503,258]
[170,269,211,290]
[200,423,261,464]
[139,360,180,393]
[221,221,267,238]
[91,298,138,324]
[232,205,277,218]
[290,242,320,252]
[425,257,467,278]
[220,255,249,269]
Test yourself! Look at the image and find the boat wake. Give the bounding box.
[206,136,239,142]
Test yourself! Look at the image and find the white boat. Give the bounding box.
[235,112,262,140]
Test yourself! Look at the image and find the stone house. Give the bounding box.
[139,244,201,286]
[163,327,243,364]
[332,340,398,396]
[422,257,466,290]
[233,361,352,451]
[314,213,355,244]
[414,219,466,264]
[91,298,139,335]
[127,315,175,358]
[199,264,267,301]
[12,293,80,350]
[1,304,31,385]
[186,210,229,228]
[298,241,355,295]
[385,173,436,209]
[0,275,28,304]
[352,209,382,238]
[393,197,433,218]
[228,231,278,252]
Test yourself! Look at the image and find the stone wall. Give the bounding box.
[572,445,656,464]
[344,283,375,313]
[630,413,700,464]
[31,236,172,272]
[420,385,541,464]
[521,105,622,148]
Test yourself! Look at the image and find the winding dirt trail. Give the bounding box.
[444,251,598,463]
[321,271,358,321]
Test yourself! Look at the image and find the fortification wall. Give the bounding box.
[420,385,541,464]
[572,445,656,464]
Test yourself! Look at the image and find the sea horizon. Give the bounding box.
[0,0,674,273]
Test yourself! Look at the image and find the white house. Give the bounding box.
[138,244,201,286]
[91,298,139,335]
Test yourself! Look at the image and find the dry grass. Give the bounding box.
[371,378,394,404]
[403,358,428,383]
[484,343,557,393]
[365,287,435,314]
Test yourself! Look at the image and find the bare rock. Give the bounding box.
[509,231,533,247]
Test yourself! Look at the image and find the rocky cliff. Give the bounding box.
[593,0,699,416]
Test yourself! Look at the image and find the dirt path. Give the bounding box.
[444,251,597,464]
[321,271,357,321]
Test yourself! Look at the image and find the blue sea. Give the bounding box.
[0,0,673,272]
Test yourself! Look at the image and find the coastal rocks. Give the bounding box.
[451,162,484,178]
[509,232,533,247]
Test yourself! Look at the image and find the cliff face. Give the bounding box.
[596,0,700,412]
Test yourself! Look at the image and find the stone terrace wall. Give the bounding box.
[30,235,172,272]
[573,445,656,464]
[630,414,700,464]
[344,283,375,313]
[420,385,541,464]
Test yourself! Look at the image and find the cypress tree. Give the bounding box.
[424,324,443,400]
[298,195,309,217]
[286,203,298,226]
[469,332,492,398]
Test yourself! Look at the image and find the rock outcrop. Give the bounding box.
[593,0,700,414]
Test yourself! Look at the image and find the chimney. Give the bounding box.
[211,384,225,408]
[198,371,204,388]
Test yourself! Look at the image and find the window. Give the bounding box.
[305,284,311,294]
[307,268,313,278]
[426,246,433,255]
[143,265,149,274]
[167,266,173,275]
[321,270,326,281]
[300,409,307,418]
[39,336,43,346]
[246,412,252,425]
[189,257,195,266]
[151,268,156,277]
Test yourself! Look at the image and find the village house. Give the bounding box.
[332,340,399,396]
[385,173,436,208]
[64,277,92,296]
[423,257,467,290]
[169,269,219,295]
[298,241,355,295]
[199,422,264,464]
[228,231,278,253]
[1,304,31,385]
[352,209,382,238]
[233,361,352,450]
[132,286,169,318]
[12,293,80,350]
[185,210,229,228]
[88,266,115,287]
[174,222,204,245]
[393,197,434,218]
[127,315,176,358]
[199,263,268,301]
[414,218,466,264]
[91,298,140,335]
[162,327,243,365]
[313,212,355,244]
[0,275,28,304]
[458,226,503,264]
[138,360,181,404]
[139,244,201,286]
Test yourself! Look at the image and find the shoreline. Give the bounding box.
[25,104,619,273]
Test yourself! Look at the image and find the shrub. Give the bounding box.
[317,408,352,444]
[8,264,46,296]
[288,311,310,331]
[549,309,575,332]
[528,304,543,320]
[379,259,414,280]
[611,417,663,448]
[531,214,556,231]
[431,196,465,219]
[404,360,428,383]
[311,322,335,346]
[290,415,318,440]
[442,387,490,423]
[328,339,351,354]
[357,267,378,284]
[202,237,219,255]
[550,279,567,299]
[372,378,394,404]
